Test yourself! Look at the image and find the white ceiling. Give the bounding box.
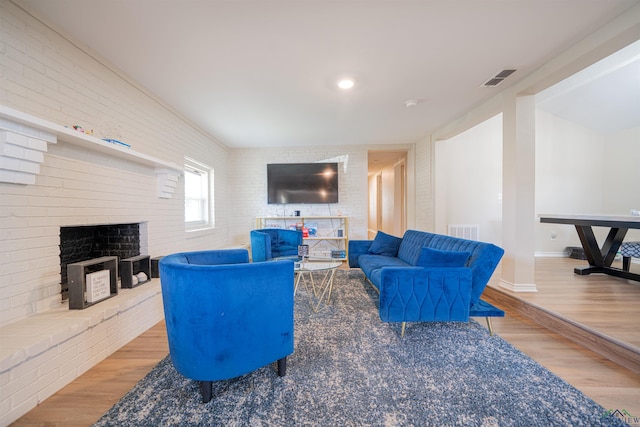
[13,0,640,149]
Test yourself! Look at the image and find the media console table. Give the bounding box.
[539,214,640,282]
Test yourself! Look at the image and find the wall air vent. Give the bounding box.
[482,68,517,87]
[448,224,479,241]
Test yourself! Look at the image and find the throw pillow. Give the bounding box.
[369,231,402,257]
[417,247,471,267]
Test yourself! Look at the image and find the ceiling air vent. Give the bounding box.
[482,69,517,87]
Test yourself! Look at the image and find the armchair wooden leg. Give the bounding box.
[400,322,407,338]
[200,381,213,403]
[277,356,287,377]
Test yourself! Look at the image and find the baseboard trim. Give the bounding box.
[499,279,538,292]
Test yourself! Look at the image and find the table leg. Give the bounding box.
[313,268,337,311]
[572,225,640,280]
[295,268,339,312]
[574,225,602,267]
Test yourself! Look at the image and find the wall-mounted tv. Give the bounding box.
[267,163,338,204]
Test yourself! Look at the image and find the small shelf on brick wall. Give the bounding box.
[120,255,151,288]
[68,256,118,309]
[0,105,181,197]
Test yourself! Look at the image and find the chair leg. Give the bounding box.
[277,356,287,377]
[400,322,407,338]
[200,381,213,403]
[623,256,631,272]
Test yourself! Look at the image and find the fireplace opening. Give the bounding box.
[59,223,142,299]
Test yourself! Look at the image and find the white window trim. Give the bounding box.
[184,157,214,232]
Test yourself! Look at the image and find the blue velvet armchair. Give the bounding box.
[250,228,303,262]
[159,249,294,403]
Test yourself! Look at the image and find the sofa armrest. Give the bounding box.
[378,266,473,322]
[348,240,373,267]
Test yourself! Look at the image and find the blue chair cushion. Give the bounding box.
[358,254,411,289]
[416,247,471,268]
[469,299,505,318]
[621,242,640,258]
[369,231,402,257]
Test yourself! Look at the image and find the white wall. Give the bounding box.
[535,109,605,253]
[368,173,378,236]
[536,110,640,253]
[434,114,503,246]
[434,107,640,256]
[0,1,231,327]
[603,127,640,223]
[380,164,396,234]
[0,3,236,423]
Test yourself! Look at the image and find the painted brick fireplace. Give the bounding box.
[59,223,143,299]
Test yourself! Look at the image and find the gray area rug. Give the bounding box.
[95,270,627,426]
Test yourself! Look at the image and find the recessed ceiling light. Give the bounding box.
[337,78,355,90]
[404,99,426,108]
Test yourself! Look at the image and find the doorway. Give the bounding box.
[368,150,407,239]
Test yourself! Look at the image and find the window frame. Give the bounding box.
[184,157,214,231]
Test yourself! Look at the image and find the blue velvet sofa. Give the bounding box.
[349,230,505,336]
[159,249,294,402]
[251,228,303,262]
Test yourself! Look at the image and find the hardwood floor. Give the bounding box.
[497,257,640,348]
[11,257,640,426]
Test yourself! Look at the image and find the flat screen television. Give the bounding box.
[267,163,338,204]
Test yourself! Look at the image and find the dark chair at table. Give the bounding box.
[250,228,303,261]
[159,249,294,403]
[621,242,640,271]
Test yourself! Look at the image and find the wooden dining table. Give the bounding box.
[539,214,640,282]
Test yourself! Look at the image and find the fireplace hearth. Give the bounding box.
[59,223,142,299]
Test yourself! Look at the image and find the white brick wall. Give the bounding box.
[0,0,231,327]
[0,3,230,423]
[415,137,433,231]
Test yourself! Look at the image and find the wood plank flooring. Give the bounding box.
[499,257,640,348]
[11,257,640,426]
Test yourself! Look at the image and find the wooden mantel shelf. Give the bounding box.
[0,105,181,198]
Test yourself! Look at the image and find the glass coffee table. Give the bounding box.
[293,259,342,312]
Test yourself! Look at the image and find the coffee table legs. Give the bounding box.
[294,268,338,312]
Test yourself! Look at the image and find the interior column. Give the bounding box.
[499,94,538,292]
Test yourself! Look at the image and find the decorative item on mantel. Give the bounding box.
[120,255,152,288]
[102,138,131,148]
[67,256,118,309]
[0,105,182,195]
[71,125,93,135]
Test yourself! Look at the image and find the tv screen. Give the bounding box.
[267,163,339,204]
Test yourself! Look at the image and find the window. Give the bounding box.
[184,158,213,230]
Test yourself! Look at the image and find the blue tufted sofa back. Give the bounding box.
[398,230,504,305]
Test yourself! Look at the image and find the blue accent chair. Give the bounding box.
[250,228,303,261]
[159,249,294,403]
